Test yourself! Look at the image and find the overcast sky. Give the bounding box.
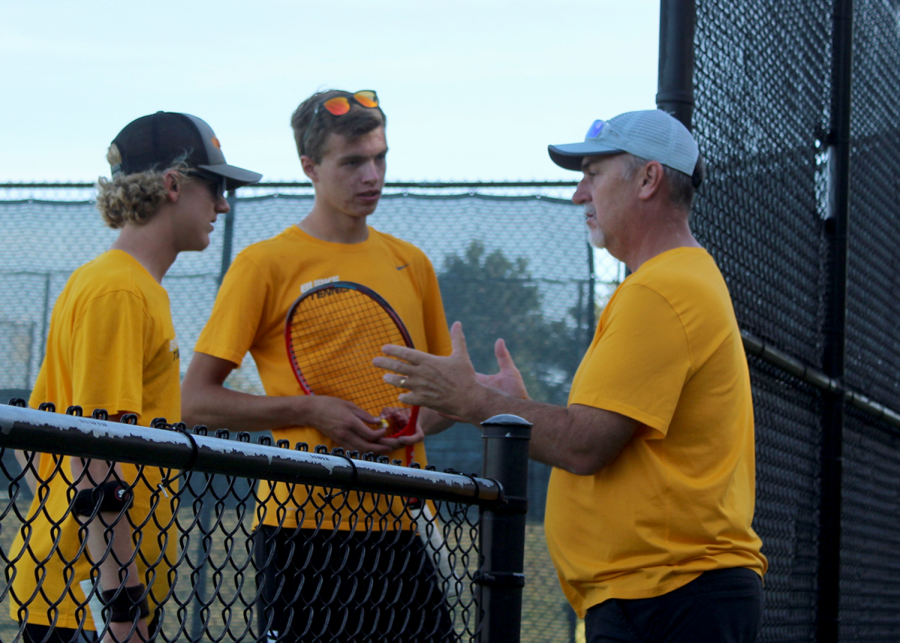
[1,0,660,184]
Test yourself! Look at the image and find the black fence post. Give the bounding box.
[656,0,696,126]
[817,0,854,641]
[477,414,532,643]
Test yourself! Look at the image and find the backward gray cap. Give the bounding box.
[110,111,262,189]
[548,109,700,176]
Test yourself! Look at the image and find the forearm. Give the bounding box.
[418,408,455,436]
[456,388,572,467]
[182,381,306,433]
[458,390,636,475]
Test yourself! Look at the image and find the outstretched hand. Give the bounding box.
[373,322,482,421]
[373,322,529,424]
[476,338,529,400]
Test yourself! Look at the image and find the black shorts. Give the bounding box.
[585,567,764,643]
[21,624,97,643]
[22,612,160,643]
[253,525,456,643]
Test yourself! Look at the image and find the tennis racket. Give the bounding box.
[285,281,457,594]
[285,281,419,451]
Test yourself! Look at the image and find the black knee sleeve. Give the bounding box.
[72,481,133,517]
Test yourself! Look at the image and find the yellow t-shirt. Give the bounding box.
[10,250,180,629]
[193,225,452,530]
[545,247,767,617]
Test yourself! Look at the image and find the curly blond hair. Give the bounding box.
[95,144,193,229]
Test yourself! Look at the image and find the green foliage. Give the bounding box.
[438,240,588,406]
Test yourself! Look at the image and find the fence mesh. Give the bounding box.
[840,2,900,641]
[0,421,485,642]
[0,187,595,642]
[694,0,900,640]
[845,0,900,414]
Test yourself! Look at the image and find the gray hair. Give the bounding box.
[621,154,695,212]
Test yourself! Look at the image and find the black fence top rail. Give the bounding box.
[0,404,502,507]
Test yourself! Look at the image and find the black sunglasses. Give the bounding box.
[186,171,227,200]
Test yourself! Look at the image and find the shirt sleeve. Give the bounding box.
[569,283,693,438]
[194,251,268,366]
[71,290,145,417]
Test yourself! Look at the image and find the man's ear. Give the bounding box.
[638,161,665,201]
[163,170,181,202]
[300,156,318,182]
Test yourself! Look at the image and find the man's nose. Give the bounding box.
[572,177,591,205]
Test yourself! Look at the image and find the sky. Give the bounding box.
[0,0,661,184]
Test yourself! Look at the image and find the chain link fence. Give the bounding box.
[0,184,599,642]
[0,403,531,643]
[693,0,900,641]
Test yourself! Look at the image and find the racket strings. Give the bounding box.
[288,288,411,426]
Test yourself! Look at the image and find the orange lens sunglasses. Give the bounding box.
[315,90,379,117]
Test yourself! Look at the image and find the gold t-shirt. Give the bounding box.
[193,225,452,530]
[545,247,767,617]
[10,250,179,629]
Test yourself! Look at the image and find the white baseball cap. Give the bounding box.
[548,109,703,184]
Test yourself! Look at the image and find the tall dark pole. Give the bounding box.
[652,0,696,287]
[656,0,696,127]
[818,0,853,641]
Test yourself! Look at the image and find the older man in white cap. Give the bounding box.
[375,110,768,642]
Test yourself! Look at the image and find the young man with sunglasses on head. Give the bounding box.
[182,90,455,642]
[10,112,261,643]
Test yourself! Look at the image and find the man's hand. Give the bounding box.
[303,396,399,454]
[374,322,503,424]
[476,338,529,400]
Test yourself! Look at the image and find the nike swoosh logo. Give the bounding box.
[396,263,410,271]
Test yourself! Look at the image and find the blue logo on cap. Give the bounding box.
[585,119,605,139]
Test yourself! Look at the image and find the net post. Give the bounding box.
[476,414,532,643]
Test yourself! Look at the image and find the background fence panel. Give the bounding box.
[693,0,900,640]
[0,187,591,642]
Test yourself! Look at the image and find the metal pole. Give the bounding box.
[817,0,853,640]
[218,191,237,286]
[476,414,531,643]
[656,0,697,126]
[39,272,51,366]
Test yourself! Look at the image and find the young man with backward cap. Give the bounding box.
[182,90,456,642]
[10,112,260,643]
[375,109,768,643]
